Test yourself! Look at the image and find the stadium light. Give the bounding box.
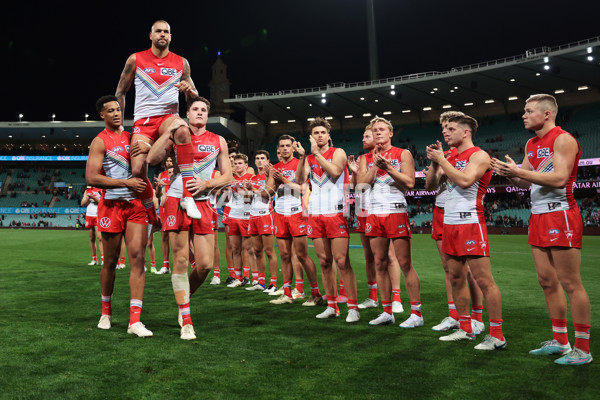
[18,113,23,122]
[325,116,333,120]
[321,93,326,98]
[270,120,279,124]
[587,47,593,53]
[8,135,12,138]
[554,89,565,94]
[51,113,56,121]
[307,117,315,121]
[510,78,516,82]
[362,113,372,117]
[544,65,550,70]
[536,73,541,76]
[286,106,291,109]
[578,86,589,91]
[374,99,379,103]
[587,56,594,61]
[423,107,432,111]
[543,57,549,63]
[390,90,396,95]
[247,122,258,125]
[84,113,89,121]
[442,105,452,109]
[382,111,392,115]
[390,85,395,89]
[360,97,365,101]
[42,135,46,138]
[464,103,474,106]
[402,109,411,113]
[345,115,353,119]
[321,98,327,104]
[508,96,518,101]
[287,120,296,123]
[485,99,495,104]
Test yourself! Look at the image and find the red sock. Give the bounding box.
[368,281,378,302]
[214,269,221,278]
[129,299,142,325]
[235,268,242,281]
[150,261,156,268]
[410,301,422,317]
[295,279,304,293]
[310,283,321,297]
[119,257,125,265]
[348,298,358,311]
[551,318,569,345]
[243,266,250,279]
[339,280,347,296]
[392,289,401,303]
[228,266,235,278]
[179,302,192,326]
[190,261,196,269]
[574,323,591,353]
[459,315,472,333]
[175,142,194,198]
[382,300,392,315]
[471,305,484,322]
[258,273,265,286]
[448,301,459,320]
[163,259,170,269]
[101,254,104,263]
[270,276,277,287]
[93,255,98,262]
[101,295,112,315]
[283,280,293,298]
[489,319,504,340]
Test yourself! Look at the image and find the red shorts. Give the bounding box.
[442,223,489,257]
[431,206,444,241]
[528,208,583,249]
[249,212,274,235]
[163,197,214,235]
[222,206,231,225]
[273,212,308,238]
[307,213,349,239]
[365,213,411,238]
[132,114,176,143]
[356,208,368,233]
[227,218,250,237]
[211,207,219,231]
[85,215,97,229]
[97,198,148,233]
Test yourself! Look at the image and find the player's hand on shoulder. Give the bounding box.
[131,140,151,157]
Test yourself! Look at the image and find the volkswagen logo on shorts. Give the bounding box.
[166,215,176,227]
[99,217,111,229]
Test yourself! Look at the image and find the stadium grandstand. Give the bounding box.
[1,36,599,232]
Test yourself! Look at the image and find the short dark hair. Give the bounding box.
[308,117,331,133]
[447,115,479,138]
[254,150,270,161]
[229,147,238,155]
[96,95,119,115]
[186,96,211,112]
[278,134,295,146]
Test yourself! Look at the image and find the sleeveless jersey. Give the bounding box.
[85,187,102,217]
[97,129,135,201]
[307,147,347,215]
[250,173,272,216]
[444,146,491,225]
[228,173,253,220]
[273,158,303,216]
[434,149,456,208]
[354,153,372,214]
[158,170,170,192]
[365,147,408,214]
[133,49,183,121]
[526,126,580,214]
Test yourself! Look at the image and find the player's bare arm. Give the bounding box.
[174,58,199,103]
[294,141,310,184]
[312,143,347,181]
[81,192,90,207]
[146,131,175,165]
[357,149,379,185]
[425,142,446,190]
[379,149,415,190]
[115,54,136,116]
[86,137,147,192]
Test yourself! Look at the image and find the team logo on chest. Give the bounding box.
[160,67,177,76]
[537,147,551,158]
[455,160,467,170]
[197,144,216,153]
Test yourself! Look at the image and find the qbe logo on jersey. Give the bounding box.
[537,148,551,158]
[166,215,177,227]
[99,217,111,229]
[161,68,177,76]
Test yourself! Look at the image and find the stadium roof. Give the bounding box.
[225,36,600,128]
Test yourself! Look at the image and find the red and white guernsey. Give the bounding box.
[229,173,253,220]
[434,149,457,208]
[355,153,371,215]
[97,129,135,201]
[444,147,491,225]
[168,131,221,201]
[526,126,580,214]
[307,147,347,215]
[365,147,408,215]
[250,173,272,216]
[85,187,102,217]
[158,170,170,193]
[133,49,184,121]
[273,158,303,216]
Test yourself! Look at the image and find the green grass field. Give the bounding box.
[1,230,598,399]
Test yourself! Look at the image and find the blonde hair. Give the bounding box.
[526,94,558,116]
[369,116,393,132]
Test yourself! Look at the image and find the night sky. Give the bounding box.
[4,0,598,122]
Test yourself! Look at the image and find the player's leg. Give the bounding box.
[313,237,338,318]
[167,118,201,218]
[88,227,98,264]
[432,239,460,331]
[369,236,395,326]
[117,237,126,269]
[291,242,305,299]
[331,237,358,322]
[388,245,404,314]
[97,231,122,329]
[466,261,485,334]
[161,230,170,273]
[146,232,156,272]
[189,233,214,292]
[393,237,423,328]
[242,236,255,286]
[262,234,277,291]
[124,221,152,337]
[96,226,103,265]
[438,255,476,342]
[358,232,378,309]
[270,236,294,304]
[210,230,221,284]
[247,235,266,291]
[130,133,159,224]
[292,235,322,305]
[227,233,244,287]
[467,256,505,350]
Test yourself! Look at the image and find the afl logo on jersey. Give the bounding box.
[466,240,476,245]
[549,229,560,235]
[144,68,156,74]
[161,68,177,76]
[99,217,111,229]
[527,151,535,158]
